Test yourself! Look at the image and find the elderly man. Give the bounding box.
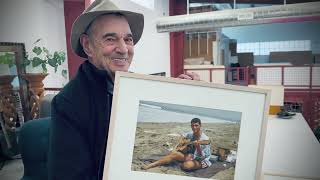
[48,0,199,180]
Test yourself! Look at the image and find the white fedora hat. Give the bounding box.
[71,0,144,58]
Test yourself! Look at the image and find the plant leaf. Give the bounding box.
[62,69,68,79]
[23,57,31,68]
[59,52,66,63]
[33,38,42,44]
[48,58,57,68]
[32,57,43,67]
[32,46,42,56]
[42,63,47,73]
[53,52,60,64]
[43,47,49,56]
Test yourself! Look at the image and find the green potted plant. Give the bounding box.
[23,38,68,79]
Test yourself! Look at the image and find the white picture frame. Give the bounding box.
[103,72,270,180]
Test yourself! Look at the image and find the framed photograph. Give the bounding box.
[103,72,270,180]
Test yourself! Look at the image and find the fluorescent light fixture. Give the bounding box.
[156,2,320,33]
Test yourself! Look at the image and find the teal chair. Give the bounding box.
[18,117,50,180]
[18,94,54,180]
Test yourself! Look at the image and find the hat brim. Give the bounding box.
[71,10,144,58]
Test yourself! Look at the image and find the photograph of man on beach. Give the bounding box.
[131,100,242,179]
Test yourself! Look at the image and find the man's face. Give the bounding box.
[82,14,134,77]
[191,122,201,134]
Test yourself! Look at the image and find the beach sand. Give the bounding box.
[131,122,240,179]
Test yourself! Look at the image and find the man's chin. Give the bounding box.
[110,69,129,75]
[114,69,129,73]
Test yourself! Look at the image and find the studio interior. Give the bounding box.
[0,0,319,179]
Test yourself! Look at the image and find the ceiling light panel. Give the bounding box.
[156,2,320,33]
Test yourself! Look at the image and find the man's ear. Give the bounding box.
[80,34,93,57]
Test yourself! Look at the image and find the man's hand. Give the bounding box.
[177,72,200,81]
[193,140,200,146]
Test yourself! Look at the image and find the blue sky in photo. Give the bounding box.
[137,100,242,123]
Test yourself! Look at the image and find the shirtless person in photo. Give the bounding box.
[143,118,211,171]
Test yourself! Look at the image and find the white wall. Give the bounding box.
[0,0,170,88]
[111,0,170,76]
[0,0,69,88]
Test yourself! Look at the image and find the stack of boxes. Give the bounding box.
[184,32,216,65]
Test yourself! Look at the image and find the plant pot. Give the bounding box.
[21,73,48,98]
[25,65,44,74]
[20,73,48,120]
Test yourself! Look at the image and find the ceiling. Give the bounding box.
[157,1,320,33]
[189,0,320,4]
[64,0,84,2]
[62,0,320,6]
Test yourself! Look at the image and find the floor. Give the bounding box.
[0,158,24,180]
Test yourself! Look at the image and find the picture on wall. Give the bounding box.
[131,101,242,179]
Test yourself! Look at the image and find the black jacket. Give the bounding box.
[48,61,113,180]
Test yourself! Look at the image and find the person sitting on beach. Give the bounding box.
[143,118,211,171]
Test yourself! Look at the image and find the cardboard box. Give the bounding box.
[207,32,216,61]
[237,52,254,67]
[190,34,198,58]
[314,54,320,64]
[229,39,237,56]
[199,33,207,57]
[190,5,215,14]
[269,51,313,65]
[248,85,284,115]
[184,34,190,58]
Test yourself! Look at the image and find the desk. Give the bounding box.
[263,113,320,180]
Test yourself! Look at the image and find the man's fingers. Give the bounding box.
[177,72,200,81]
[177,74,193,80]
[186,72,200,81]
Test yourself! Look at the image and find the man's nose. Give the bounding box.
[115,39,128,54]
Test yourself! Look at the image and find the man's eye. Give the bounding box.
[106,38,115,42]
[125,38,133,43]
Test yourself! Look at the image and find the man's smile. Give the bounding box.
[111,58,128,66]
[112,57,127,61]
